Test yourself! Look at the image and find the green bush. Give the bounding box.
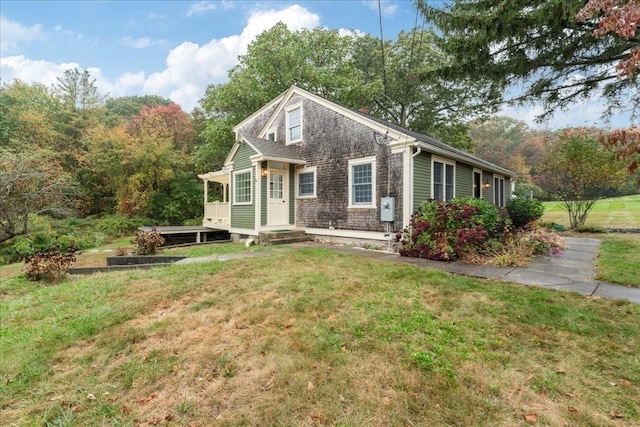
[95,214,147,237]
[506,197,545,229]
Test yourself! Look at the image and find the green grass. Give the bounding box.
[542,194,640,229]
[2,249,639,426]
[597,234,640,287]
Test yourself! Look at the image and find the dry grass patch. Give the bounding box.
[2,249,639,426]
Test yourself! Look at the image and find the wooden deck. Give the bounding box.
[138,226,230,247]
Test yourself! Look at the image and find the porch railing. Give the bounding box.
[203,202,230,226]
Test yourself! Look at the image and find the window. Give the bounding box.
[266,130,276,141]
[286,106,302,143]
[348,157,376,208]
[233,169,252,204]
[433,159,455,201]
[297,167,316,198]
[494,176,505,207]
[473,170,482,198]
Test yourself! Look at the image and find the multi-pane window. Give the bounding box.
[298,172,315,197]
[233,170,252,204]
[494,176,505,207]
[433,160,455,202]
[352,163,372,205]
[286,106,301,143]
[348,158,376,208]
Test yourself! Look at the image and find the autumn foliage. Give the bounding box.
[577,0,640,78]
[599,127,640,181]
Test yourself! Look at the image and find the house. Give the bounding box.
[198,85,514,245]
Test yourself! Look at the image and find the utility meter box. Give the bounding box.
[380,197,395,222]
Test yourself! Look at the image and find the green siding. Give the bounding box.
[456,163,473,198]
[230,143,257,230]
[482,172,493,204]
[289,164,295,224]
[413,152,431,211]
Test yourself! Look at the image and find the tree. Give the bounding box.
[103,95,173,126]
[600,127,640,182]
[352,30,483,151]
[0,80,62,151]
[198,23,485,170]
[577,0,640,78]
[417,0,640,122]
[535,128,627,228]
[0,149,74,243]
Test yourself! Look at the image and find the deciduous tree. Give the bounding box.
[577,0,640,78]
[0,149,74,243]
[535,128,627,228]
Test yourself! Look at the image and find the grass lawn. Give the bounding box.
[1,248,639,426]
[596,234,640,288]
[541,195,640,229]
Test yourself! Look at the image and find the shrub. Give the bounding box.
[396,198,504,261]
[506,197,545,229]
[134,229,165,255]
[24,245,78,283]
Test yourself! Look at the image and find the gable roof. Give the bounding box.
[351,109,515,176]
[242,135,305,164]
[224,134,305,166]
[233,85,514,177]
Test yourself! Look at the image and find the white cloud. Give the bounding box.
[140,4,320,110]
[187,1,218,17]
[0,55,79,86]
[363,0,398,17]
[121,36,167,49]
[1,5,321,111]
[0,16,45,52]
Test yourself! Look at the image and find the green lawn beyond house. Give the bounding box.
[1,247,639,426]
[541,195,640,229]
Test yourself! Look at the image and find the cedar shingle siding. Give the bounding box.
[270,96,404,233]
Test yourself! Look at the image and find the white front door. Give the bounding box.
[268,164,288,226]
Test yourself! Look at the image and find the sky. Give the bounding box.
[0,0,633,130]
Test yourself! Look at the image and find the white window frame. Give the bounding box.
[432,157,455,202]
[296,166,317,199]
[232,168,253,205]
[348,157,376,209]
[494,175,506,207]
[285,104,303,144]
[266,129,277,141]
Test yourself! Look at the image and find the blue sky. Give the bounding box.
[0,0,632,129]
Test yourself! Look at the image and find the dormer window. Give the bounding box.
[286,105,302,144]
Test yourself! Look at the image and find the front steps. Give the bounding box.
[258,230,313,245]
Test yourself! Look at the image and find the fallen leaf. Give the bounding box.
[618,379,632,387]
[338,394,345,402]
[307,381,314,391]
[610,410,624,419]
[568,406,578,413]
[87,393,96,400]
[523,413,538,424]
[165,414,174,421]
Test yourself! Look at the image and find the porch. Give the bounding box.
[198,170,230,230]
